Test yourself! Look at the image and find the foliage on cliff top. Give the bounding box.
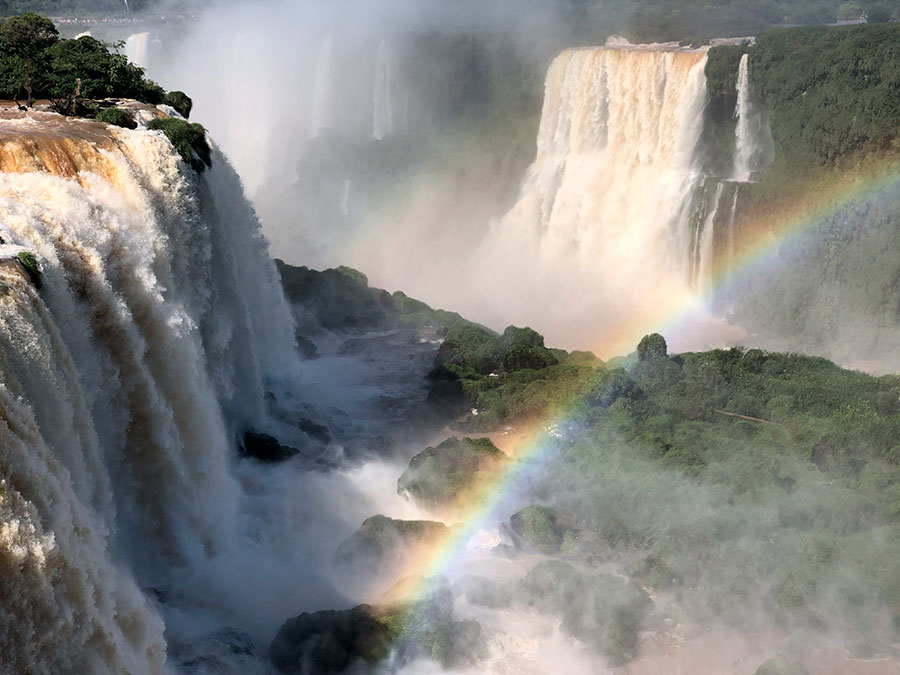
[708,22,900,170]
[0,13,172,107]
[146,117,211,171]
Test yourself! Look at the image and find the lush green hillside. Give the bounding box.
[703,22,900,372]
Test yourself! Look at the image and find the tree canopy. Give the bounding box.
[0,12,165,104]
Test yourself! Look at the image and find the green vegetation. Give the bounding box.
[94,106,135,129]
[508,504,564,553]
[146,118,211,171]
[162,90,192,119]
[0,14,167,106]
[611,0,896,43]
[708,23,900,170]
[397,437,507,512]
[16,251,42,289]
[524,336,900,647]
[704,23,900,369]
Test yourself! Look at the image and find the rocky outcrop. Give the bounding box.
[239,431,300,463]
[269,586,482,674]
[506,504,565,554]
[397,437,507,513]
[334,515,448,575]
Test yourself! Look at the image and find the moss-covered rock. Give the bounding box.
[269,604,392,674]
[508,504,564,553]
[269,586,482,673]
[397,437,507,513]
[146,117,211,171]
[335,515,448,575]
[162,90,193,118]
[16,251,42,289]
[94,107,136,129]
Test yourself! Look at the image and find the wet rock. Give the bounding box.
[507,504,564,554]
[397,437,507,512]
[269,604,391,674]
[334,515,448,575]
[295,334,318,359]
[240,431,300,462]
[270,587,482,674]
[754,655,808,675]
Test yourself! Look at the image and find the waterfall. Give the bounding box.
[732,53,774,182]
[0,111,295,671]
[124,32,150,69]
[477,46,710,348]
[341,177,352,215]
[373,39,395,140]
[696,181,724,292]
[309,35,334,139]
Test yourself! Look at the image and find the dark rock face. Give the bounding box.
[295,334,319,359]
[276,260,395,333]
[334,515,448,575]
[507,504,564,554]
[397,437,507,512]
[269,605,391,674]
[240,431,300,463]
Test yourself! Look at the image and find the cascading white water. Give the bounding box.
[476,45,711,352]
[696,181,724,292]
[309,35,334,139]
[0,111,296,671]
[732,53,753,181]
[731,53,774,183]
[124,32,150,69]
[373,39,395,140]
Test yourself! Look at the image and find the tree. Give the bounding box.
[0,13,58,102]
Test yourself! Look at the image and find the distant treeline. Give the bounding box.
[612,0,897,42]
[0,0,151,16]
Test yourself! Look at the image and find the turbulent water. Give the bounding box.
[0,111,296,672]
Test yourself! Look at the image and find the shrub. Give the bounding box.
[162,90,192,118]
[94,107,136,129]
[146,117,211,171]
[16,251,41,289]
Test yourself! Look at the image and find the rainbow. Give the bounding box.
[389,155,900,623]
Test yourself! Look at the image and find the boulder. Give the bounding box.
[397,437,507,513]
[269,604,391,674]
[507,504,564,553]
[334,515,448,575]
[239,431,300,462]
[270,586,482,673]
